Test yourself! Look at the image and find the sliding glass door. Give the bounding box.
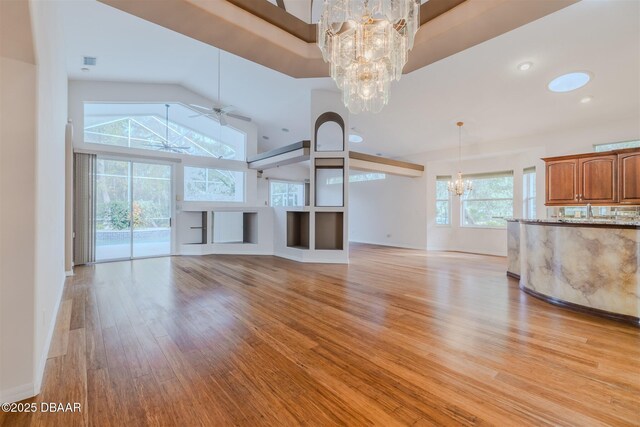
[96,159,131,261]
[132,162,172,258]
[95,158,172,262]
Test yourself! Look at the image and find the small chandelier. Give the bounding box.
[448,122,473,196]
[317,0,420,114]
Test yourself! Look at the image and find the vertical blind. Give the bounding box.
[73,153,96,265]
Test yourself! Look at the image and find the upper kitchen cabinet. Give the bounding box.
[543,148,639,206]
[579,155,617,203]
[618,150,640,204]
[545,159,578,204]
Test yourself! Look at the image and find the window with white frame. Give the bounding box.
[270,180,305,207]
[184,166,245,202]
[84,103,246,160]
[523,167,536,219]
[594,140,640,152]
[461,171,513,228]
[326,172,386,184]
[435,176,451,225]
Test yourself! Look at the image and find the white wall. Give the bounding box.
[349,116,640,256]
[349,173,427,249]
[0,56,38,404]
[31,0,69,393]
[0,0,68,402]
[1,0,38,403]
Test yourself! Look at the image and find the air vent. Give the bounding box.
[83,56,97,66]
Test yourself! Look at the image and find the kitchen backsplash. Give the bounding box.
[547,206,640,220]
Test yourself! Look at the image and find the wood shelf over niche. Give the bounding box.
[180,211,208,245]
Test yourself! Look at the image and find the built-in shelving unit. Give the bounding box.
[179,211,208,245]
[315,212,343,250]
[286,211,310,249]
[315,158,345,207]
[243,212,258,244]
[211,211,259,244]
[179,207,272,256]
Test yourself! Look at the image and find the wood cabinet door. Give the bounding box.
[618,151,640,204]
[545,159,578,205]
[579,155,617,203]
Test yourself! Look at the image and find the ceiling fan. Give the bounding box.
[189,49,251,127]
[146,104,192,152]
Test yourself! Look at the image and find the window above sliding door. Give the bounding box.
[84,103,246,161]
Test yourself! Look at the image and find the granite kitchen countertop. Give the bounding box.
[503,217,640,228]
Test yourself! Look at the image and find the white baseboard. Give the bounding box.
[0,383,35,403]
[350,240,426,251]
[427,245,506,257]
[33,273,66,394]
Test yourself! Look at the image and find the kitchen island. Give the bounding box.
[507,218,639,325]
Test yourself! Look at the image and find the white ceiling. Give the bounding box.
[60,0,639,158]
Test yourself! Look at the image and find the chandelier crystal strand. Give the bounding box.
[318,0,420,113]
[448,122,473,196]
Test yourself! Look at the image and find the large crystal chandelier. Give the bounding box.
[448,122,473,196]
[317,0,420,113]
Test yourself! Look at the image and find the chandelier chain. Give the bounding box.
[448,121,473,197]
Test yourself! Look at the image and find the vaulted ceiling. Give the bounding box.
[60,0,640,158]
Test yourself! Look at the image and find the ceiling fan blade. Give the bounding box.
[189,104,213,112]
[188,113,211,118]
[219,114,228,127]
[226,113,252,122]
[220,105,236,114]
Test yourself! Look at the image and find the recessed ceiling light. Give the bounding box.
[349,133,364,143]
[580,96,593,104]
[548,72,591,93]
[262,136,269,140]
[517,62,532,71]
[281,128,289,132]
[81,67,90,72]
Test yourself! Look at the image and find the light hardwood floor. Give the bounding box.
[2,244,639,426]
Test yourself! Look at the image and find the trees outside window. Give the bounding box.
[270,181,305,207]
[184,166,245,202]
[523,167,536,219]
[435,176,451,225]
[461,172,513,228]
[594,140,640,152]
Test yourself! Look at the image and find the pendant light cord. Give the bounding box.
[457,121,463,172]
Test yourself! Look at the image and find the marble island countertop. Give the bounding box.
[506,217,640,325]
[503,217,640,228]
